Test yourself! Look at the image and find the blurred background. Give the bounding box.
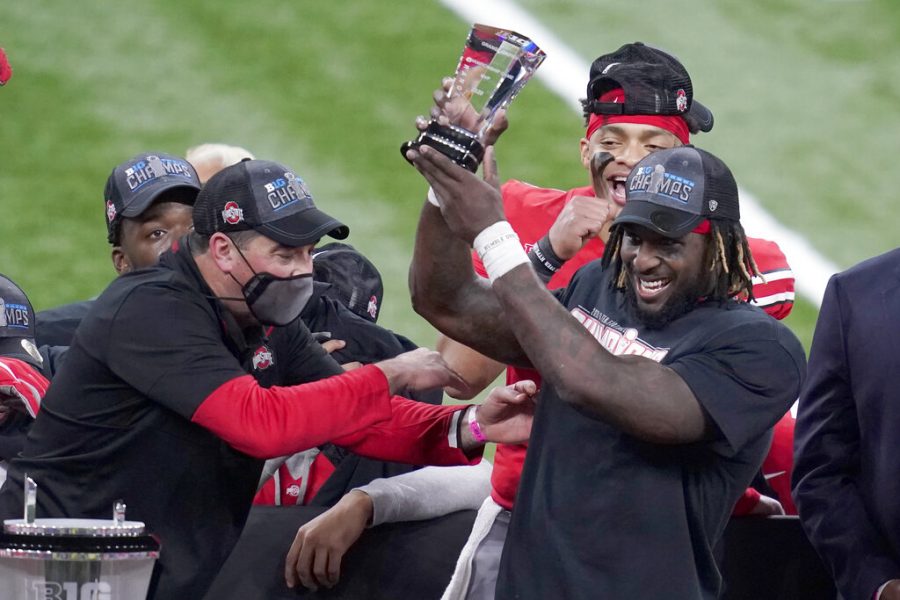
[2,0,899,358]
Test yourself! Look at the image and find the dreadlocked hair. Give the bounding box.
[601,221,761,304]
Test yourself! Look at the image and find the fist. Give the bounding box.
[547,195,612,260]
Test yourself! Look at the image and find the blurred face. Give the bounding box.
[113,199,194,274]
[580,123,681,217]
[619,224,710,329]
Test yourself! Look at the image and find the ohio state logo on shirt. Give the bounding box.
[221,201,244,225]
[106,200,117,223]
[285,484,301,498]
[252,345,274,370]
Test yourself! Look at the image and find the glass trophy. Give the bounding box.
[401,24,546,172]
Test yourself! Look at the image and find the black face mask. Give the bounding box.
[227,240,314,327]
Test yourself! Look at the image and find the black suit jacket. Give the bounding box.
[793,247,900,599]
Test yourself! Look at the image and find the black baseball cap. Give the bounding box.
[586,42,714,134]
[312,243,384,323]
[613,146,740,238]
[105,152,201,244]
[0,273,41,368]
[193,159,349,247]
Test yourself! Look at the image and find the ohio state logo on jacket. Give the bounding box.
[252,345,274,370]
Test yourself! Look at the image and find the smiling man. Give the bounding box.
[406,143,805,599]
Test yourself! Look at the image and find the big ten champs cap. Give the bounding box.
[312,242,384,323]
[192,159,349,247]
[0,274,42,367]
[586,42,714,135]
[104,152,201,244]
[613,146,740,238]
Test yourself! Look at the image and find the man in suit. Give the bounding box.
[793,247,900,600]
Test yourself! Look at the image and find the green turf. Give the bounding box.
[2,0,890,362]
[518,0,900,269]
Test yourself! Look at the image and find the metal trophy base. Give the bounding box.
[401,120,484,172]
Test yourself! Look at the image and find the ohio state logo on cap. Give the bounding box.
[106,200,117,223]
[675,89,688,113]
[367,295,378,320]
[221,201,244,225]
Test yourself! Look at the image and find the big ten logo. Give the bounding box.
[123,160,147,178]
[263,174,307,211]
[31,580,112,600]
[263,177,291,210]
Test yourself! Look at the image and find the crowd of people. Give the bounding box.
[0,39,897,600]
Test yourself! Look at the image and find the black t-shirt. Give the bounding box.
[0,245,342,600]
[496,261,806,600]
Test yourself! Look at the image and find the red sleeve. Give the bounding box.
[192,364,394,458]
[747,237,795,321]
[0,357,50,418]
[330,400,479,466]
[762,409,797,515]
[732,487,762,516]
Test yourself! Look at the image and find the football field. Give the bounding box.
[2,0,899,357]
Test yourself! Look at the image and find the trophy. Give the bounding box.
[401,24,546,172]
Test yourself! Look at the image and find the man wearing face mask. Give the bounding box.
[0,159,537,600]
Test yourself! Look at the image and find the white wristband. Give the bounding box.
[427,187,441,207]
[473,221,529,284]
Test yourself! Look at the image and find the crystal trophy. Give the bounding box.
[401,24,546,171]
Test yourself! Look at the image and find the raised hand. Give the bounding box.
[417,76,510,147]
[406,144,506,245]
[544,151,616,260]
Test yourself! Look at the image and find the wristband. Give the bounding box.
[473,221,529,284]
[528,235,565,283]
[427,187,441,207]
[467,406,487,443]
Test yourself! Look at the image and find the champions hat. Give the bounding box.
[193,159,348,247]
[313,243,384,323]
[586,42,714,135]
[613,146,740,238]
[0,274,41,368]
[105,152,201,244]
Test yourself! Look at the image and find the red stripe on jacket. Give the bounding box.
[192,364,478,465]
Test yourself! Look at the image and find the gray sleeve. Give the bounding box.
[358,460,492,526]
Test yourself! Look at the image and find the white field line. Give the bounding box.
[438,0,837,305]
